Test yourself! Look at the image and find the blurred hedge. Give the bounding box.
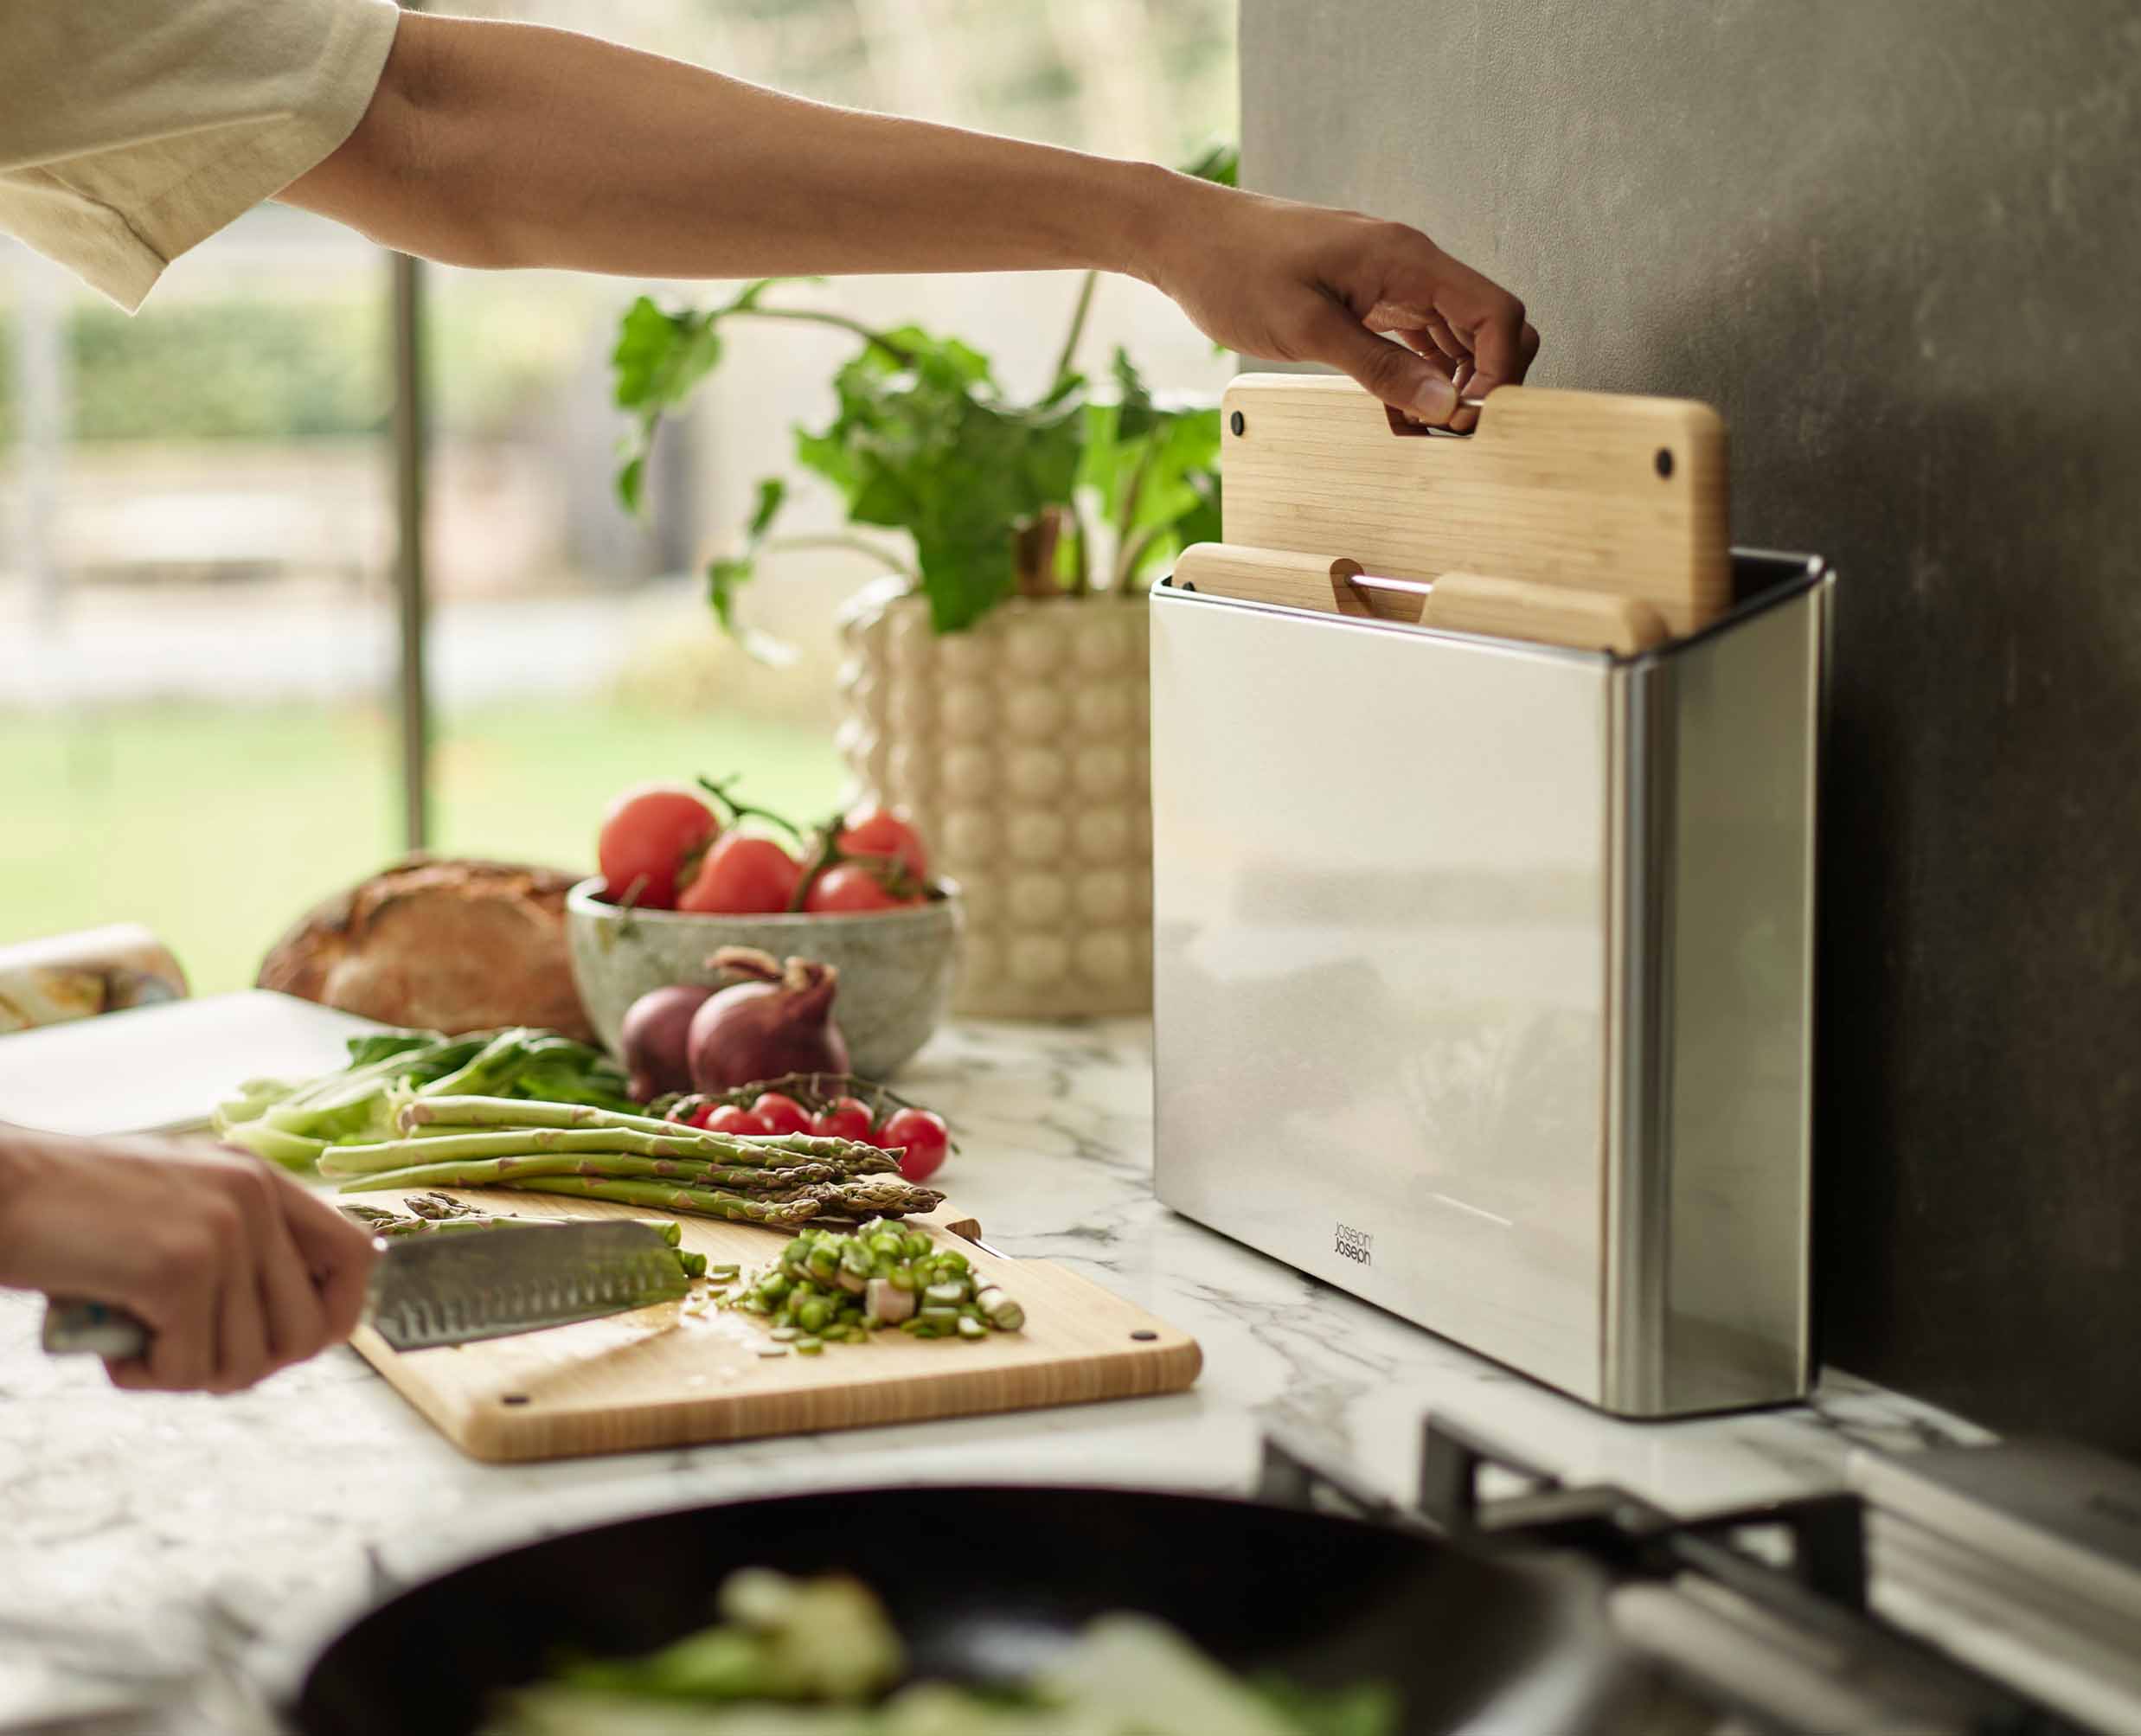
[0,287,587,445]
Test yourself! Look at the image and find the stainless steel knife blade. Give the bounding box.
[367,1220,689,1351]
[42,1219,689,1360]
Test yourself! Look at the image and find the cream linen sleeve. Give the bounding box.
[0,0,401,311]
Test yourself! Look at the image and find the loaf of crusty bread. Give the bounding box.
[257,855,595,1043]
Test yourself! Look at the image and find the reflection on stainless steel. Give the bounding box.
[1151,553,1830,1415]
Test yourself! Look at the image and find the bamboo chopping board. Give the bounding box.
[347,1190,1201,1463]
[1218,375,1731,636]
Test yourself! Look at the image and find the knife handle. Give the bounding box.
[42,1298,150,1360]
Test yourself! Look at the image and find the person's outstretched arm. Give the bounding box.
[282,12,1536,426]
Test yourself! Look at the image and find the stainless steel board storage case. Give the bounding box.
[1150,552,1830,1414]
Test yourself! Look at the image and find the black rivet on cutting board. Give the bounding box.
[1655,447,1674,479]
[1228,410,1246,436]
[502,1393,530,1406]
[1131,1329,1158,1342]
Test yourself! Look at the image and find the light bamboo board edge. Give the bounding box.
[1171,543,1670,654]
[1219,375,1730,636]
[348,1189,1202,1464]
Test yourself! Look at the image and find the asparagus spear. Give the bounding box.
[218,1119,330,1171]
[339,1198,689,1246]
[394,1098,895,1169]
[340,1203,517,1236]
[335,1154,847,1194]
[400,1096,699,1137]
[397,1190,490,1222]
[804,1178,947,1219]
[498,1175,824,1227]
[317,1124,894,1178]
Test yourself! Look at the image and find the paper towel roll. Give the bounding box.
[0,924,188,1035]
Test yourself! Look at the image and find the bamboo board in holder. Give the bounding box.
[348,1189,1201,1463]
[1217,375,1731,636]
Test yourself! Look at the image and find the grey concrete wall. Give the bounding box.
[1240,1,2141,1447]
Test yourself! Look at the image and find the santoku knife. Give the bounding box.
[41,1219,689,1359]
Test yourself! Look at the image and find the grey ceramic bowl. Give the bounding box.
[565,877,963,1082]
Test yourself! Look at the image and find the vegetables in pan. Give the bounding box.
[215,1028,635,1172]
[325,1096,945,1228]
[483,1568,1395,1735]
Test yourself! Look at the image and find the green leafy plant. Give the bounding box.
[611,146,1234,650]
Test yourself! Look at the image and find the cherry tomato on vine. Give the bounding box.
[804,862,918,914]
[749,1092,811,1137]
[697,1105,772,1137]
[837,804,929,881]
[678,833,802,915]
[879,1107,950,1182]
[598,785,716,909]
[811,1098,874,1143]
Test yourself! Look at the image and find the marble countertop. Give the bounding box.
[0,1018,1992,1734]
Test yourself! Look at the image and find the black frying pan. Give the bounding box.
[294,1484,1668,1734]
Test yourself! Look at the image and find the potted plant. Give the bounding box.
[610,148,1233,1016]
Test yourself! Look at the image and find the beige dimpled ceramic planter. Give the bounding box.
[837,580,1151,1017]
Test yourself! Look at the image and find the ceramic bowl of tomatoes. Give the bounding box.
[565,789,963,1079]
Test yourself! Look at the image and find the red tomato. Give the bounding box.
[803,862,919,914]
[702,1105,772,1137]
[880,1108,949,1182]
[837,804,929,881]
[677,833,802,915]
[598,785,717,910]
[811,1098,874,1143]
[750,1092,811,1137]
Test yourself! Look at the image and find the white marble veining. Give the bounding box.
[0,1019,1990,1734]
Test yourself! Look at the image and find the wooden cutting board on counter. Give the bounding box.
[349,1188,1201,1463]
[1215,375,1732,636]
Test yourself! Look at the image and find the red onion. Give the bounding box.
[686,947,849,1092]
[619,983,714,1101]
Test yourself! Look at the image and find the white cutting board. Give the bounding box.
[0,990,384,1137]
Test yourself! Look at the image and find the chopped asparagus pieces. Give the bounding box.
[717,1219,1022,1350]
